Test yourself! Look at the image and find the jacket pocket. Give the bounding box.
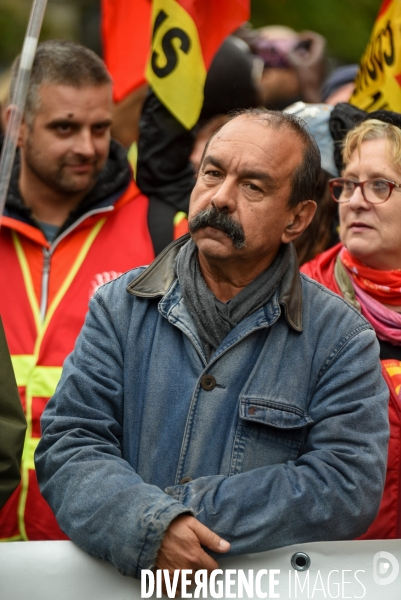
[229,398,313,475]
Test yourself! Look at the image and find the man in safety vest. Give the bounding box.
[0,39,154,541]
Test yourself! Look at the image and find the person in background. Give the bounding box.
[302,114,401,539]
[110,83,149,150]
[0,319,26,510]
[321,64,358,106]
[284,101,339,264]
[189,115,230,175]
[0,39,154,542]
[248,25,327,109]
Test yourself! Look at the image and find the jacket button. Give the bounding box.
[179,477,193,485]
[200,374,216,391]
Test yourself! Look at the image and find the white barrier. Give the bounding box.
[0,539,400,599]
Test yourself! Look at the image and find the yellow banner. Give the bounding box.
[350,0,401,112]
[146,0,206,129]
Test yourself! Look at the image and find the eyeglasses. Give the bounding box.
[329,178,401,204]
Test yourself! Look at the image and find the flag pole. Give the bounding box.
[0,0,48,224]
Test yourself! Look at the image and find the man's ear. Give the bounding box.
[281,200,317,243]
[5,105,27,147]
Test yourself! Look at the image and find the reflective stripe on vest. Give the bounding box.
[11,358,63,470]
[6,219,106,541]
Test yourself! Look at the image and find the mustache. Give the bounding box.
[188,207,246,249]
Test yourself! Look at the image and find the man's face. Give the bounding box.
[20,83,113,197]
[188,116,305,268]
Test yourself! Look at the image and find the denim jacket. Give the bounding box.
[35,238,389,579]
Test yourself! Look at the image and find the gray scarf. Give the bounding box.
[175,239,291,360]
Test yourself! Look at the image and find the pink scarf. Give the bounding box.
[351,279,401,345]
[340,247,401,306]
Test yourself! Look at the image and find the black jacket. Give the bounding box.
[0,319,26,509]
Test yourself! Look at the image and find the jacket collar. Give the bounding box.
[127,234,303,332]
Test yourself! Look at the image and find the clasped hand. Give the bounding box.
[156,515,230,596]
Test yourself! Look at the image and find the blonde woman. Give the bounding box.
[302,116,401,539]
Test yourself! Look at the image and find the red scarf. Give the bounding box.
[340,248,401,306]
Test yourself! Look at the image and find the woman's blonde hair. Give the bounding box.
[342,119,401,173]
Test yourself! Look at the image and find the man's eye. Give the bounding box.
[57,124,72,133]
[202,170,221,180]
[245,183,262,192]
[93,124,109,135]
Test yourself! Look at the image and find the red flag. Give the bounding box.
[102,0,152,102]
[102,0,249,126]
[178,0,250,69]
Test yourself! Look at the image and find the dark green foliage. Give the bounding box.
[0,0,382,72]
[250,0,381,63]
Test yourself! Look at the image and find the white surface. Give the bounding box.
[0,539,400,599]
[20,36,38,70]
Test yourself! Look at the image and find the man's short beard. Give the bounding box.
[24,136,99,196]
[189,206,246,249]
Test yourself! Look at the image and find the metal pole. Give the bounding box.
[0,0,48,224]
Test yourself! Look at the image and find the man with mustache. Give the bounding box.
[36,110,389,586]
[0,40,154,542]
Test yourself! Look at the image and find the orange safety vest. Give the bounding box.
[0,181,154,540]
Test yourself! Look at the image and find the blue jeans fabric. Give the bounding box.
[35,265,389,579]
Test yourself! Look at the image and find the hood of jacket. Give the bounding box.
[2,136,132,235]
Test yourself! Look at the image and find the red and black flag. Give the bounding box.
[102,0,250,128]
[350,0,401,112]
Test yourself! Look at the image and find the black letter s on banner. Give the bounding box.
[151,10,191,78]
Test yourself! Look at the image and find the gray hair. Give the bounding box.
[200,108,321,209]
[10,39,112,125]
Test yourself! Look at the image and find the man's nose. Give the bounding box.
[210,177,237,212]
[73,129,96,158]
